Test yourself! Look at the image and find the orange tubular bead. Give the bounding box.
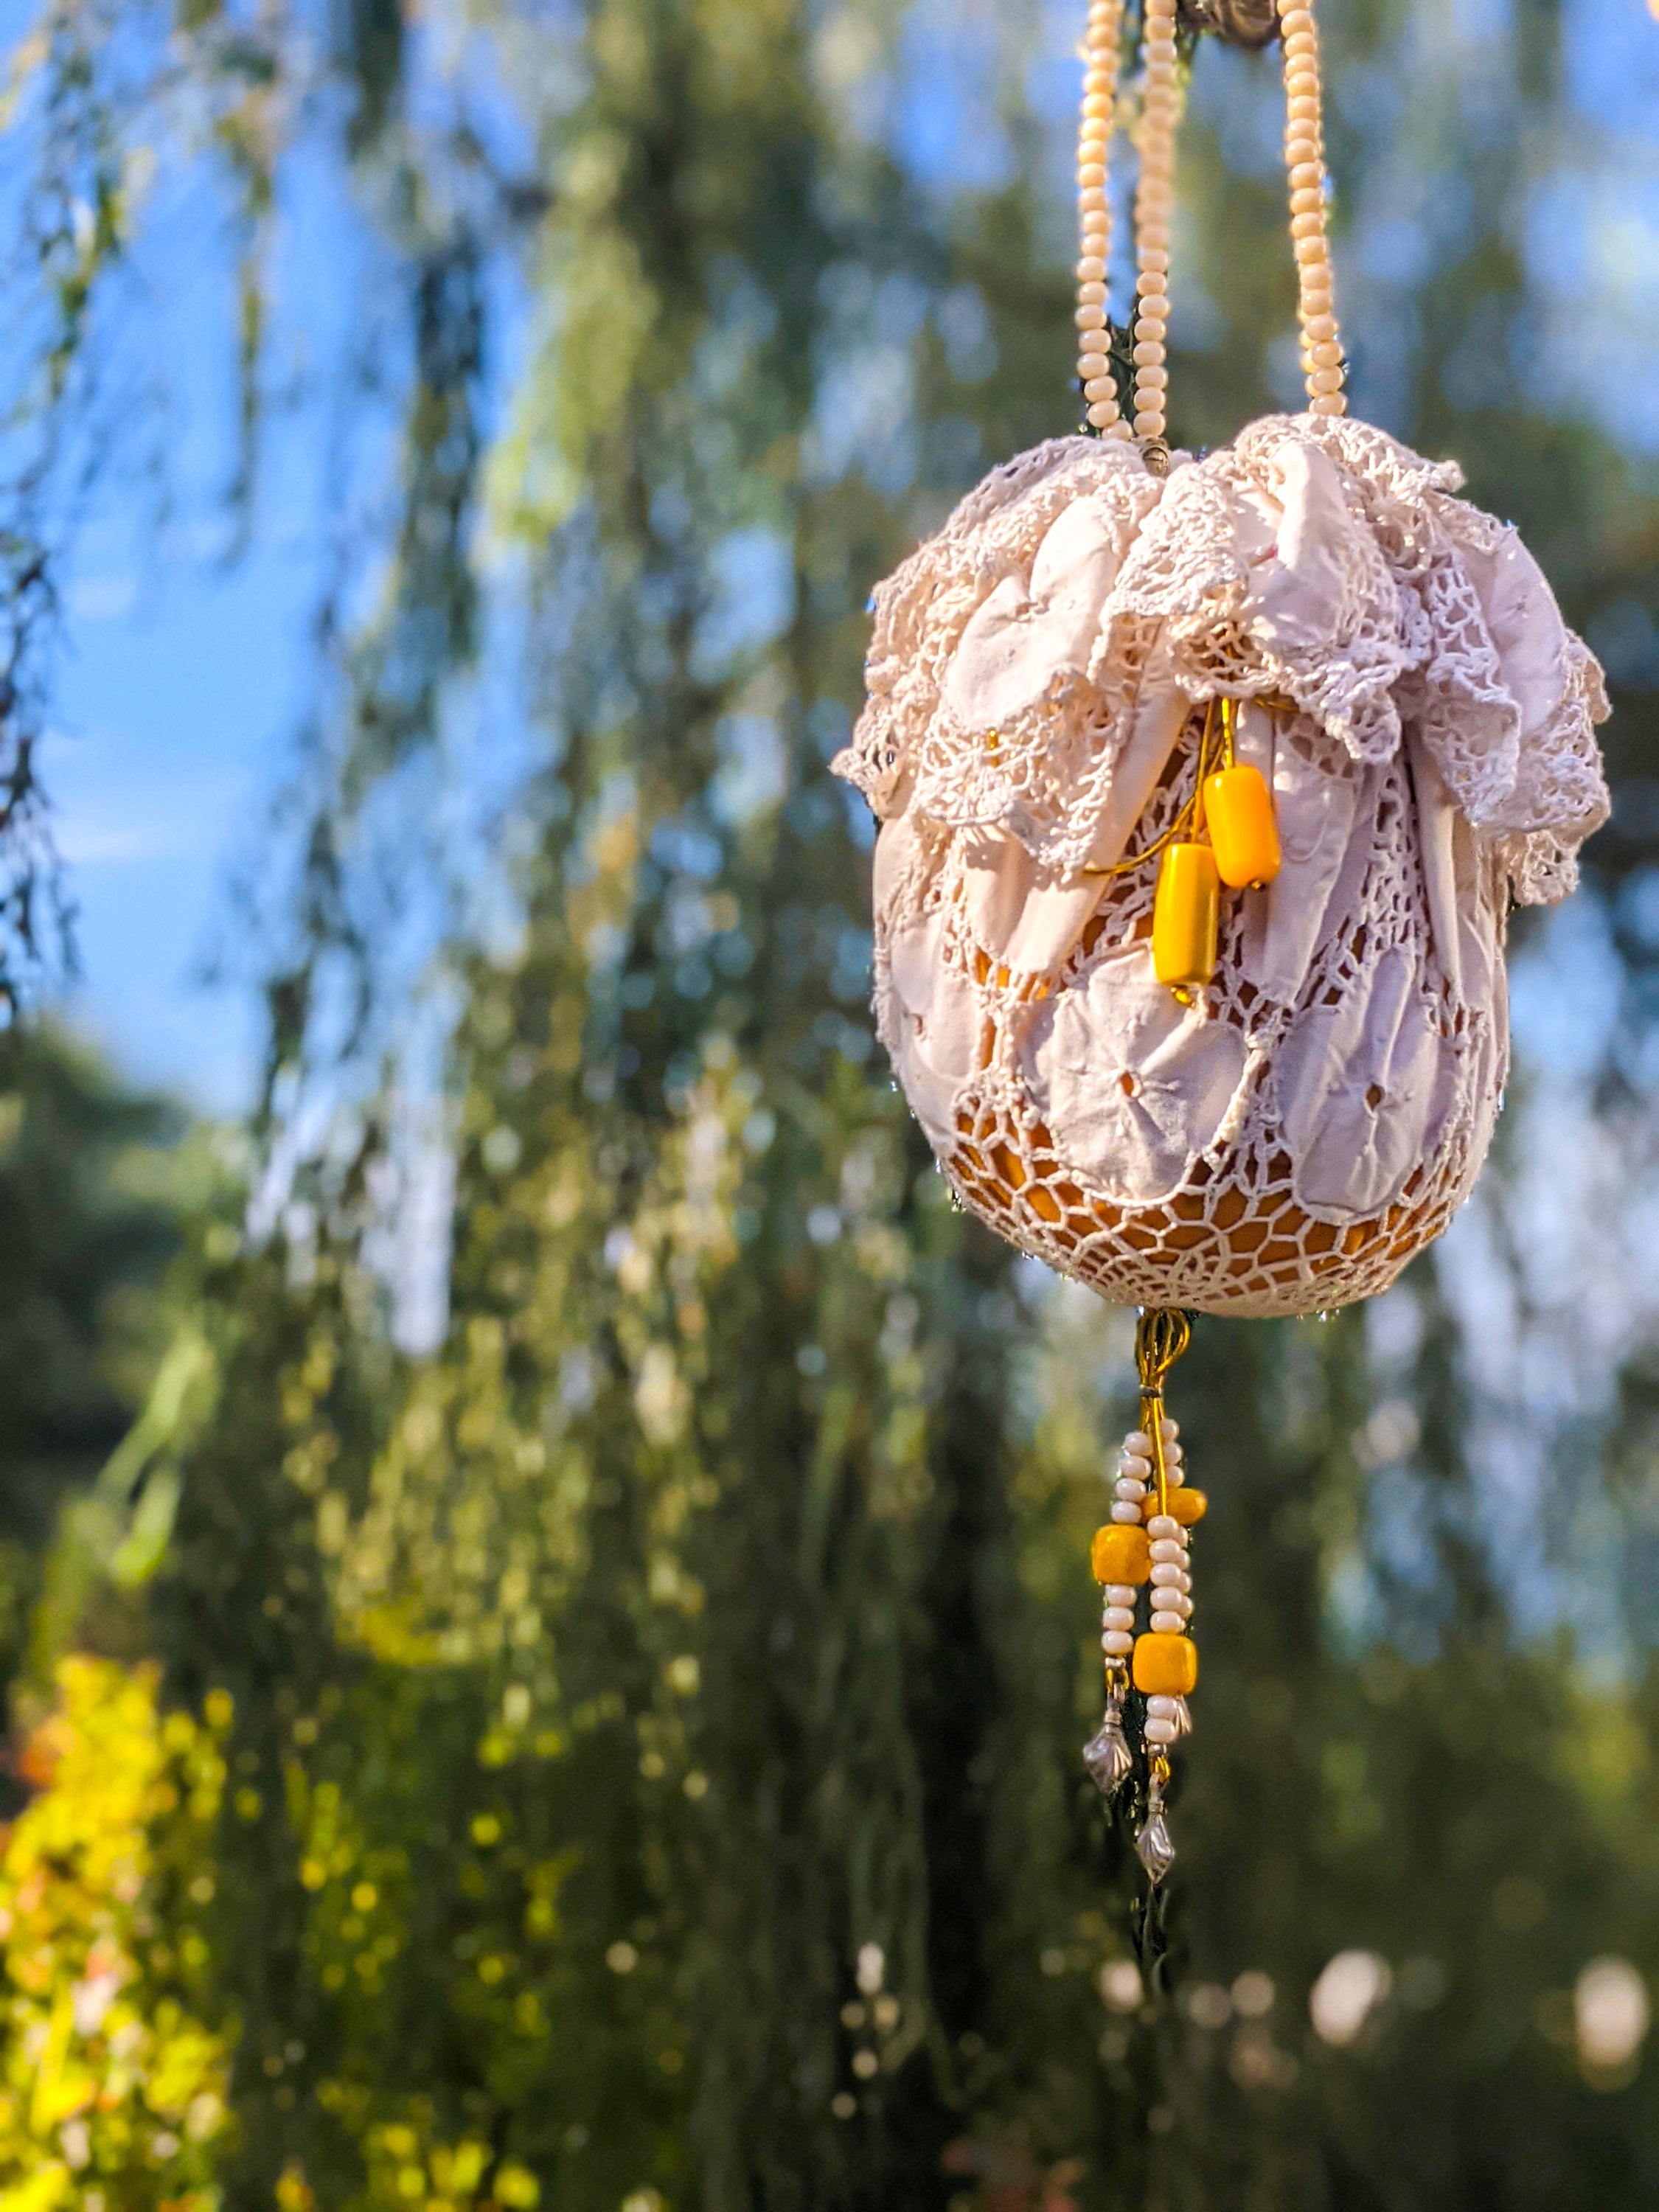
[1203,762,1281,888]
[1091,1524,1152,1585]
[1133,1632,1199,1697]
[1152,842,1220,991]
[1168,1486,1208,1527]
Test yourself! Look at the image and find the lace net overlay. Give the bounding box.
[836,414,1610,1316]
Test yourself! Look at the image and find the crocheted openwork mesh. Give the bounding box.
[835,415,1610,1318]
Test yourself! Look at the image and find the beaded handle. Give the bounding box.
[1075,0,1131,439]
[1074,0,1347,443]
[1130,0,1180,444]
[1278,0,1346,414]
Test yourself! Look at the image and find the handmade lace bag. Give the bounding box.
[833,0,1608,1325]
[832,0,1610,1887]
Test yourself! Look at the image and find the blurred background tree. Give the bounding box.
[0,1027,185,1727]
[0,0,1658,2208]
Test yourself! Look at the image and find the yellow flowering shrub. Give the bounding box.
[305,2093,540,2212]
[0,1658,231,2212]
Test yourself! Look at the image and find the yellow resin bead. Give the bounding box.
[1152,842,1219,991]
[1202,762,1281,888]
[1091,1524,1152,1586]
[1133,1632,1198,1696]
[1169,1486,1208,1527]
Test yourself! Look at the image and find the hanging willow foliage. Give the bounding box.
[144,0,1075,2199]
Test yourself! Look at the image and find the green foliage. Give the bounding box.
[0,1030,182,1544]
[0,1029,187,1707]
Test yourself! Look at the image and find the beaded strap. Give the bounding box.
[1075,0,1130,438]
[1072,0,1346,442]
[1277,0,1346,414]
[1130,0,1179,445]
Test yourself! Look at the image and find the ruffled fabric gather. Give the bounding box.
[838,414,1607,905]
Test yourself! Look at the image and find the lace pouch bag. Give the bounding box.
[834,0,1608,1318]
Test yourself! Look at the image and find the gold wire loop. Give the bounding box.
[1079,697,1223,878]
[1135,1306,1192,1520]
[1077,691,1299,880]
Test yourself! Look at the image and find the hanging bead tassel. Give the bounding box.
[1083,1310,1203,1885]
[1085,1425,1154,1797]
[1131,1310,1197,1884]
[1076,0,1131,437]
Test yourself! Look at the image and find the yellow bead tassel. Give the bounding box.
[1204,762,1281,888]
[1152,840,1219,993]
[1150,697,1283,998]
[1203,697,1281,888]
[1133,1310,1195,1883]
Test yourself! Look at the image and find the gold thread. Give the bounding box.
[1079,698,1221,878]
[1078,692,1299,880]
[1134,1306,1192,1521]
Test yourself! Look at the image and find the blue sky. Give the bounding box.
[50,521,308,1113]
[23,4,543,1119]
[30,100,408,1116]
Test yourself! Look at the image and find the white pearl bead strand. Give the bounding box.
[1130,0,1180,449]
[1076,0,1131,437]
[1276,0,1346,417]
[1143,1509,1192,1641]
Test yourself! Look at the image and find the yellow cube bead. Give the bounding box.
[1202,762,1281,888]
[1133,1632,1198,1697]
[1169,1486,1208,1527]
[1091,1523,1151,1585]
[1152,842,1219,990]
